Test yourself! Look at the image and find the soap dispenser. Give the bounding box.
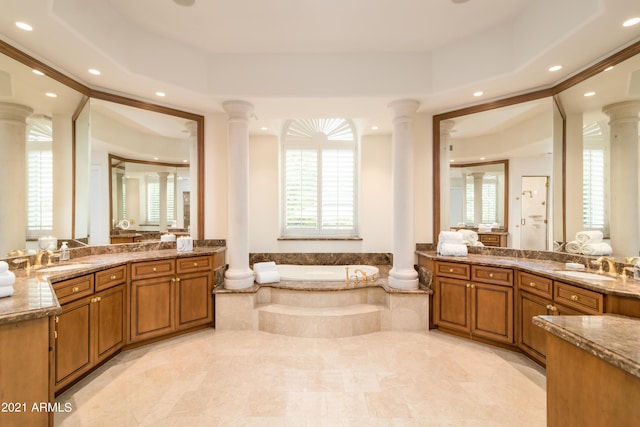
[60,242,70,262]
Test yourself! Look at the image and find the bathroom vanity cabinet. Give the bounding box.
[516,271,602,365]
[130,255,215,343]
[434,262,514,345]
[54,265,127,392]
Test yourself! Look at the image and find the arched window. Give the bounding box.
[281,118,358,237]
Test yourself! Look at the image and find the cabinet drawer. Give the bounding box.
[435,261,470,280]
[177,255,212,274]
[54,275,94,304]
[480,234,501,245]
[471,265,513,287]
[517,271,552,298]
[554,281,603,314]
[95,265,127,291]
[130,259,175,280]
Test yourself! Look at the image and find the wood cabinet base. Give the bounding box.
[546,334,640,427]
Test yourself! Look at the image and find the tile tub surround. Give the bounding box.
[533,314,640,379]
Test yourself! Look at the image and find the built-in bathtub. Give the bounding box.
[276,264,379,282]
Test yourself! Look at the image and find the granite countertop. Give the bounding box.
[0,246,226,326]
[416,250,640,299]
[533,314,640,379]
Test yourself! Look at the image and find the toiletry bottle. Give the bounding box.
[634,260,640,281]
[60,242,70,262]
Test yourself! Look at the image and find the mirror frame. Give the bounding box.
[433,39,640,244]
[449,159,509,231]
[0,40,205,241]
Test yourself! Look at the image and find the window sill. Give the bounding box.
[278,236,363,241]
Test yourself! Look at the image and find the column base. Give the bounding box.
[224,268,255,290]
[388,268,419,290]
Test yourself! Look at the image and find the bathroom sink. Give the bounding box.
[555,270,616,281]
[38,263,92,273]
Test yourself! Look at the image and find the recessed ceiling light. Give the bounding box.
[32,69,44,76]
[548,65,562,72]
[260,126,268,131]
[623,17,640,27]
[604,66,614,71]
[371,125,379,130]
[183,159,188,163]
[473,91,484,97]
[479,157,486,160]
[450,159,455,163]
[15,22,33,31]
[584,91,596,97]
[155,91,166,97]
[45,92,57,98]
[88,69,101,75]
[153,157,159,160]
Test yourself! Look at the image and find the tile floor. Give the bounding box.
[55,329,546,426]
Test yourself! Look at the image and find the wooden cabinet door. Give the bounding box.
[93,284,126,364]
[55,296,92,391]
[471,281,513,344]
[176,271,213,330]
[517,291,550,364]
[435,277,471,333]
[130,276,175,342]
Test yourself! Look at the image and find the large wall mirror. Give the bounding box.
[434,40,640,257]
[0,40,204,254]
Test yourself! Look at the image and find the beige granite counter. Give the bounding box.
[533,314,640,379]
[416,250,640,299]
[0,245,226,326]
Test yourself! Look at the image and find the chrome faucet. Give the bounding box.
[596,256,617,276]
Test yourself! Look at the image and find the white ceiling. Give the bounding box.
[1,0,640,135]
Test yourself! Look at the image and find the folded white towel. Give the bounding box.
[477,225,492,233]
[438,231,464,244]
[580,242,613,256]
[565,240,582,254]
[471,241,485,247]
[253,261,277,273]
[458,229,479,245]
[438,243,468,257]
[255,270,280,284]
[0,286,14,298]
[576,230,603,244]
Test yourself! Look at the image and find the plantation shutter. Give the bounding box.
[26,118,53,238]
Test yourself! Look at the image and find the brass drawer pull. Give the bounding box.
[193,262,198,266]
[153,267,157,272]
[72,286,79,292]
[466,283,470,288]
[571,295,579,301]
[489,273,494,278]
[529,282,536,287]
[176,277,181,282]
[449,268,453,273]
[110,275,117,280]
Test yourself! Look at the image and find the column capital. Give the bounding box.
[388,99,420,120]
[184,120,198,137]
[440,119,456,136]
[0,102,33,124]
[222,100,255,120]
[602,101,640,123]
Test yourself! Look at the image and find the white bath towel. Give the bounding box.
[458,229,479,245]
[576,230,603,244]
[255,270,280,284]
[580,242,613,256]
[565,240,582,254]
[0,286,14,298]
[253,261,277,273]
[438,243,468,257]
[477,224,492,233]
[438,231,464,244]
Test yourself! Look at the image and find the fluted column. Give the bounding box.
[602,101,640,256]
[471,172,485,225]
[388,99,420,290]
[223,101,255,289]
[440,120,456,231]
[185,120,198,235]
[157,171,169,232]
[0,103,33,255]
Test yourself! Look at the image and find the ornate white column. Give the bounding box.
[388,99,420,290]
[0,103,33,255]
[602,101,640,256]
[185,120,198,235]
[440,120,456,231]
[223,101,255,289]
[157,171,169,232]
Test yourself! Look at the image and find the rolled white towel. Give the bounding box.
[565,240,582,254]
[458,229,478,245]
[580,242,613,256]
[255,270,280,284]
[438,231,464,244]
[438,243,468,257]
[471,241,485,247]
[0,286,14,298]
[576,230,603,244]
[253,261,277,273]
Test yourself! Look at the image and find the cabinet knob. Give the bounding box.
[546,304,553,310]
[489,273,494,278]
[471,284,475,289]
[550,305,557,312]
[529,282,536,287]
[110,275,116,280]
[72,286,79,292]
[466,283,470,288]
[449,268,453,273]
[194,262,198,266]
[176,277,181,282]
[171,278,176,282]
[153,267,157,272]
[571,295,579,301]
